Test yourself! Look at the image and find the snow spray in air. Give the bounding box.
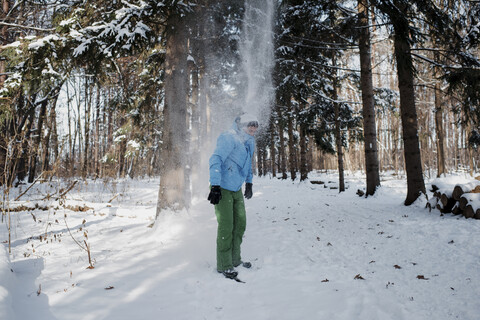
[193,0,275,198]
[239,0,275,125]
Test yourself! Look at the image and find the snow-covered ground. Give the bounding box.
[1,172,480,320]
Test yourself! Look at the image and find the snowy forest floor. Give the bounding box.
[1,171,480,320]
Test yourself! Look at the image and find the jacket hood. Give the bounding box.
[231,120,255,144]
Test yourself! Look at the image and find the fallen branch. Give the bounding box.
[14,172,44,201]
[64,215,94,269]
[64,216,85,249]
[58,180,78,199]
[108,193,120,203]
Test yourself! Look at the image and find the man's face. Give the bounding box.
[244,125,258,136]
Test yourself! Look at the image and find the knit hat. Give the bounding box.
[235,113,259,128]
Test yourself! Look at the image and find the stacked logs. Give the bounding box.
[429,182,480,219]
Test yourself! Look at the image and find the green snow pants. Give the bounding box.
[215,187,247,272]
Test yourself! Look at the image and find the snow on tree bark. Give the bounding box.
[156,10,189,216]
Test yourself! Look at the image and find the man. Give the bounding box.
[208,113,258,279]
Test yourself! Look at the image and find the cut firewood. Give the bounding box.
[464,205,475,219]
[439,194,456,213]
[459,196,468,211]
[474,208,480,220]
[452,185,464,201]
[440,193,449,207]
[451,203,462,215]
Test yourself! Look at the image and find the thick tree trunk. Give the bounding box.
[392,4,426,205]
[358,0,380,196]
[156,11,189,217]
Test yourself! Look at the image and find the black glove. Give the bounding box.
[208,185,222,205]
[244,183,253,199]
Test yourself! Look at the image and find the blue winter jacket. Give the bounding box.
[209,121,256,192]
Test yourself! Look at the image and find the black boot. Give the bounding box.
[219,268,238,279]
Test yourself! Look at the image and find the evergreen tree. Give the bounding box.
[372,0,480,204]
[274,0,360,185]
[357,0,380,196]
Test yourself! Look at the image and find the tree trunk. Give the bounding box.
[156,10,189,217]
[286,97,297,181]
[83,79,91,178]
[27,97,48,183]
[42,114,52,175]
[15,92,33,183]
[392,2,426,205]
[332,63,345,192]
[466,120,475,176]
[189,48,201,195]
[76,94,83,175]
[66,84,73,174]
[277,104,287,179]
[358,0,380,196]
[94,84,101,178]
[269,118,276,177]
[117,135,127,178]
[262,142,268,175]
[257,144,264,176]
[51,102,59,165]
[299,113,308,181]
[41,86,62,175]
[0,0,9,87]
[334,99,345,192]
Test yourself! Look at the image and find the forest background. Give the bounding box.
[1,0,480,216]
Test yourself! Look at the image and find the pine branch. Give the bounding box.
[0,22,55,32]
